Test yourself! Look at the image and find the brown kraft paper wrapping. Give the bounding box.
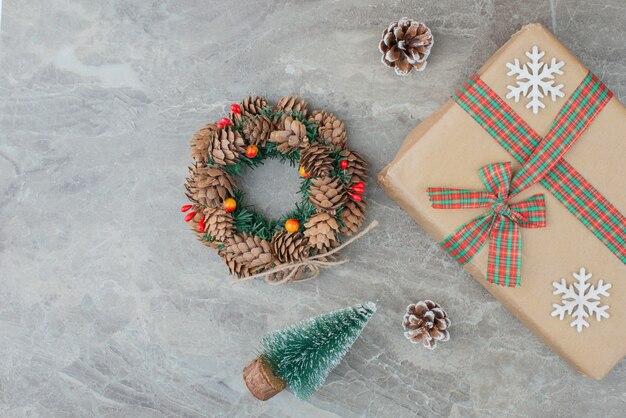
[378,23,626,379]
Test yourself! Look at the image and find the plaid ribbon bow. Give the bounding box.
[428,71,625,287]
[428,162,546,287]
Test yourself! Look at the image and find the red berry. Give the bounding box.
[181,204,193,212]
[196,221,206,232]
[219,117,231,127]
[348,192,363,202]
[216,122,224,128]
[340,160,349,170]
[230,104,241,115]
[184,211,196,222]
[350,182,365,194]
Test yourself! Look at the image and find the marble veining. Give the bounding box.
[1,0,625,417]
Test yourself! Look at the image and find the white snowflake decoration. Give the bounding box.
[505,45,565,114]
[551,267,611,333]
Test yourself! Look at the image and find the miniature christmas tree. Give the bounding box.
[243,302,376,401]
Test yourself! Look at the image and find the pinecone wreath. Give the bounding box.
[181,96,369,283]
[402,300,450,349]
[379,17,433,76]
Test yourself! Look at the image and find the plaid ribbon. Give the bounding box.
[428,162,546,286]
[429,71,625,287]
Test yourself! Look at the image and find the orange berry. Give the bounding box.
[299,166,310,178]
[245,145,259,158]
[284,218,300,233]
[223,197,237,212]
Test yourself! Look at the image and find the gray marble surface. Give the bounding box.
[1,1,625,417]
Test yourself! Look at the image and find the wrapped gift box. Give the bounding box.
[378,23,626,379]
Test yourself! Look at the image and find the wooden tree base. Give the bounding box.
[243,356,286,401]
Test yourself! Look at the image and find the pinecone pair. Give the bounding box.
[269,116,309,153]
[220,228,313,280]
[402,300,450,350]
[308,176,366,234]
[379,18,433,76]
[185,163,235,208]
[190,125,246,166]
[309,111,347,149]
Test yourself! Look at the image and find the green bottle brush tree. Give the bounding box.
[243,302,377,401]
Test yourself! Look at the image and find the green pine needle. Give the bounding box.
[259,302,377,400]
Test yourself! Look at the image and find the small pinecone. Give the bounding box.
[340,149,368,183]
[379,18,433,76]
[269,116,309,152]
[203,207,235,244]
[220,233,274,277]
[299,144,334,178]
[271,230,310,264]
[190,123,218,164]
[309,177,347,214]
[275,96,308,117]
[241,96,269,118]
[211,127,246,165]
[243,115,275,146]
[340,199,366,235]
[303,212,340,251]
[185,163,235,208]
[309,111,347,149]
[402,300,450,350]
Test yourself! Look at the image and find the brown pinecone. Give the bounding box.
[202,207,235,244]
[188,206,218,249]
[275,96,308,117]
[210,127,245,165]
[269,116,309,152]
[309,111,347,149]
[402,300,450,350]
[299,144,334,178]
[340,149,368,183]
[379,18,433,76]
[219,233,274,277]
[190,123,218,164]
[271,230,310,264]
[340,199,366,235]
[243,115,274,146]
[185,163,235,208]
[309,177,347,214]
[240,96,269,118]
[303,212,340,251]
